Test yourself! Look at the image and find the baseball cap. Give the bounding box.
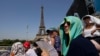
[46,27,58,34]
[23,41,30,49]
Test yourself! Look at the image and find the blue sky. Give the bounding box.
[0,0,73,40]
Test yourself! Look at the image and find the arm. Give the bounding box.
[91,27,100,35]
[50,37,55,46]
[96,28,100,30]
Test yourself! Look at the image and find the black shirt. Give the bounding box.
[67,34,99,56]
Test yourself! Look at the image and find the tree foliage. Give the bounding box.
[0,39,26,46]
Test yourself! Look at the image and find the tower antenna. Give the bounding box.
[26,25,29,38]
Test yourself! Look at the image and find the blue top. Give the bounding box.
[54,36,61,52]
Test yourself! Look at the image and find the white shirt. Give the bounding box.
[47,35,52,45]
[83,25,100,37]
[26,48,37,56]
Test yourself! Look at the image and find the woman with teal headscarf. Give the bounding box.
[59,16,99,56]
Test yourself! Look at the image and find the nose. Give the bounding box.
[64,23,68,28]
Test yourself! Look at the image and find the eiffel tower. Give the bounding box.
[37,6,46,35]
[34,6,47,40]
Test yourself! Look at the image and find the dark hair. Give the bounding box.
[33,42,38,47]
[83,16,90,20]
[35,48,42,56]
[65,22,70,26]
[46,30,53,34]
[61,21,70,27]
[64,18,70,25]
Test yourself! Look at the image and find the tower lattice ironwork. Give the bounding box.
[37,6,46,36]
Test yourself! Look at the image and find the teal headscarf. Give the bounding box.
[59,16,83,56]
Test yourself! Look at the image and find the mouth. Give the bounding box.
[64,28,69,34]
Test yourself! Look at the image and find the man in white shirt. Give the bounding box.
[26,48,37,56]
[23,41,37,56]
